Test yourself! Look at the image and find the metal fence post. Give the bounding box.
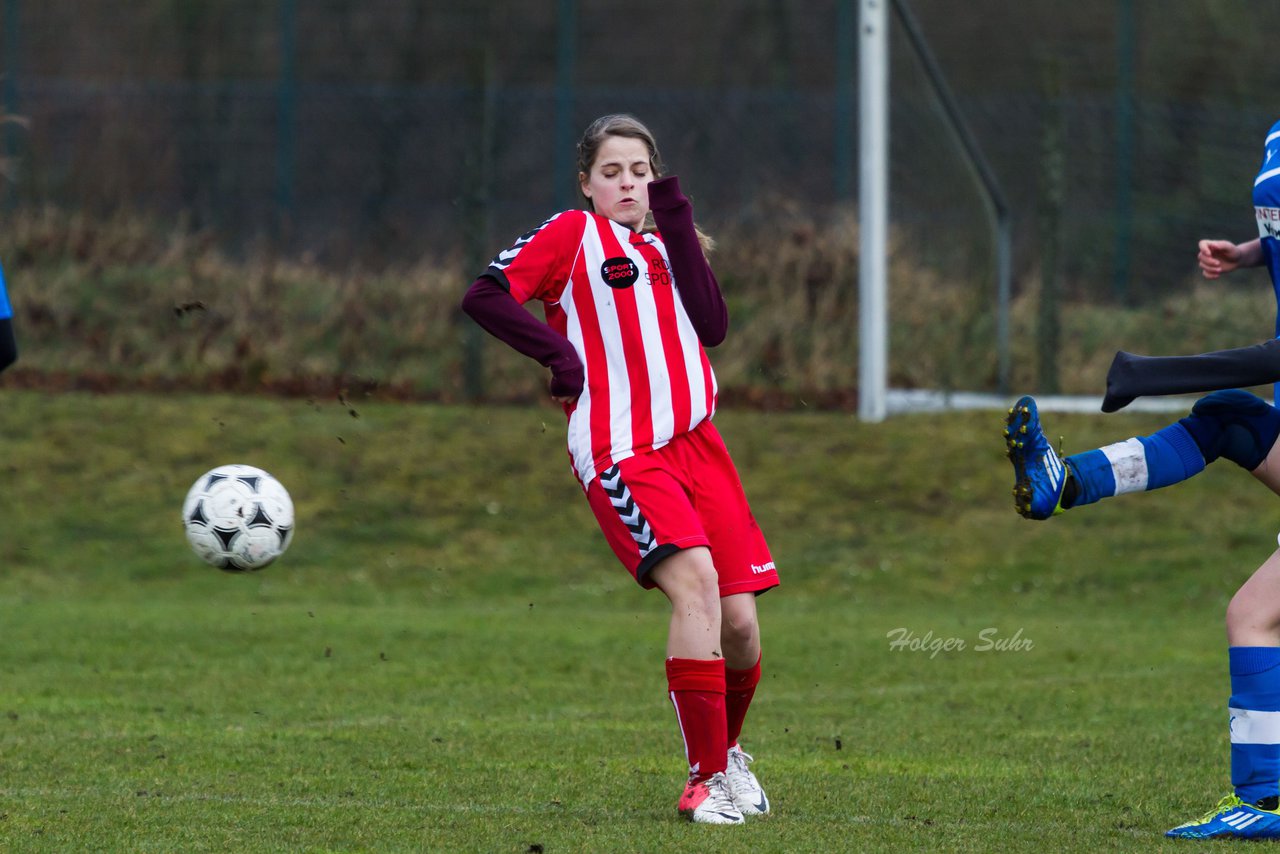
[1112,0,1135,304]
[554,0,577,211]
[2,0,21,209]
[834,0,855,204]
[461,34,497,402]
[275,0,297,241]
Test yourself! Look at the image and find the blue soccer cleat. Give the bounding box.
[1003,395,1067,520]
[1166,794,1280,839]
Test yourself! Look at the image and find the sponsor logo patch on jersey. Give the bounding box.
[1257,206,1280,239]
[600,257,639,289]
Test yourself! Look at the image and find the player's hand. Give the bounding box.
[1198,239,1243,279]
[548,362,583,404]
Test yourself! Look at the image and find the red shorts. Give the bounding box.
[583,419,779,596]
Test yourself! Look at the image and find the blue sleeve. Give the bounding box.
[0,261,11,320]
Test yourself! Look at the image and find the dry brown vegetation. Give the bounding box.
[2,208,1271,408]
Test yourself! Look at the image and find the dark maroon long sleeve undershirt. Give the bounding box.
[647,175,728,346]
[459,277,584,398]
[459,175,726,399]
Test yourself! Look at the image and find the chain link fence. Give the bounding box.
[2,0,1279,398]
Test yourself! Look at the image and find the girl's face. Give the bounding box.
[580,134,653,231]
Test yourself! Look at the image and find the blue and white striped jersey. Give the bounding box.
[1254,120,1280,331]
[1253,121,1280,402]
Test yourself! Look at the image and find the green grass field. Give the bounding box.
[0,389,1273,852]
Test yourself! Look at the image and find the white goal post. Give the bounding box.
[858,0,889,423]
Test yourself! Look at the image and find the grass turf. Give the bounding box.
[0,389,1268,851]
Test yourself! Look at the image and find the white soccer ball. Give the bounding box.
[182,464,295,571]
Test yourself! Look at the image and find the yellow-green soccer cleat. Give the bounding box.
[1166,794,1280,839]
[1003,395,1067,519]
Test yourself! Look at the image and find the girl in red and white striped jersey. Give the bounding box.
[462,114,778,825]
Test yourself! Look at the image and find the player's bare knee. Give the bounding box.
[720,613,757,654]
[1226,589,1280,636]
[653,548,719,605]
[1226,593,1252,634]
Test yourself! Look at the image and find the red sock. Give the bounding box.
[666,657,727,780]
[725,652,761,748]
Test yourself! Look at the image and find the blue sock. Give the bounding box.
[1230,647,1280,805]
[1064,423,1205,508]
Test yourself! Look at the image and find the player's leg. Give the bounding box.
[1247,420,1280,497]
[719,593,761,749]
[583,457,741,824]
[1202,445,1280,834]
[1004,394,1203,519]
[1227,552,1280,648]
[1225,551,1280,811]
[719,591,769,816]
[650,549,742,825]
[720,592,760,671]
[1005,390,1280,520]
[651,546,723,660]
[680,420,777,816]
[1168,549,1280,838]
[1168,401,1280,838]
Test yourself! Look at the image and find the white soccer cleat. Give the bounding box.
[678,771,745,825]
[725,744,770,816]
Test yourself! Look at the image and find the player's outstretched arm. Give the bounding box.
[1198,237,1263,279]
[0,317,16,374]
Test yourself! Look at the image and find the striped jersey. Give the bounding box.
[1254,120,1280,317]
[1254,119,1280,401]
[484,209,717,486]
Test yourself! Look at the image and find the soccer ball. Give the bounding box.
[182,464,295,571]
